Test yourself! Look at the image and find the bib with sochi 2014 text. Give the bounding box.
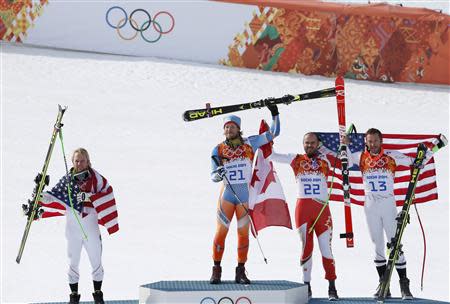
[364,171,394,194]
[224,159,252,185]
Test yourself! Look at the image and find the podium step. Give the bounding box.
[139,280,307,304]
[33,296,450,303]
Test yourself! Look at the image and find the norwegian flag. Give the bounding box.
[39,168,119,235]
[317,132,441,206]
[249,120,292,234]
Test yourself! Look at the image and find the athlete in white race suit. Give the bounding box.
[346,128,446,299]
[38,148,118,304]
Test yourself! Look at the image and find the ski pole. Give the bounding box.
[212,156,268,264]
[58,129,88,240]
[308,153,339,234]
[309,124,356,234]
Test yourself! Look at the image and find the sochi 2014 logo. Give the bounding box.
[200,296,252,304]
[105,6,175,43]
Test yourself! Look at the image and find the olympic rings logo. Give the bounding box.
[200,296,252,304]
[222,146,246,159]
[105,6,175,43]
[300,160,319,171]
[365,156,388,168]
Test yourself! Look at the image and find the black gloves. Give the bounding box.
[267,104,279,116]
[22,200,44,220]
[437,134,448,149]
[216,166,227,178]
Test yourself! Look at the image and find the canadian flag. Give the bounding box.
[249,120,292,235]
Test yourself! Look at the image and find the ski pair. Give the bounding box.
[335,76,354,248]
[182,87,337,122]
[376,143,428,303]
[16,105,67,264]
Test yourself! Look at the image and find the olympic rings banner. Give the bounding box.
[1,1,254,63]
[105,7,175,44]
[1,0,449,84]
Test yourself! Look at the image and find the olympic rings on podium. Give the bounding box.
[105,6,175,43]
[199,296,252,304]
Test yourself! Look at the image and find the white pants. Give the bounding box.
[364,195,406,269]
[66,211,104,284]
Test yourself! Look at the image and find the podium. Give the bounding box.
[139,280,308,304]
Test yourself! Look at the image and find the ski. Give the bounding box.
[377,143,428,303]
[16,105,67,264]
[335,76,354,248]
[182,87,336,122]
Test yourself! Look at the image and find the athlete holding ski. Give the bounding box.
[26,148,118,304]
[209,105,279,285]
[344,129,447,299]
[270,132,340,300]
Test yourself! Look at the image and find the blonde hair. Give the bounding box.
[72,148,92,168]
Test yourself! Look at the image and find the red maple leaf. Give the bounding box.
[250,159,261,187]
[260,162,276,194]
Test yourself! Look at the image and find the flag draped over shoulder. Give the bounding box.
[317,132,441,206]
[249,120,292,234]
[39,168,119,235]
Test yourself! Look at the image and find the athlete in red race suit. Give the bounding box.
[271,132,339,300]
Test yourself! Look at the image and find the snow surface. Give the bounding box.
[0,43,448,303]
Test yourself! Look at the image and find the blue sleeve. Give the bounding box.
[270,114,280,138]
[211,146,222,182]
[248,115,280,152]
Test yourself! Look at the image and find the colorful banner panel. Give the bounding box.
[0,0,48,42]
[219,0,450,85]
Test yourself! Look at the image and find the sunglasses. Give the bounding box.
[73,170,91,182]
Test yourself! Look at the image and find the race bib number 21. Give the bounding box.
[224,161,251,184]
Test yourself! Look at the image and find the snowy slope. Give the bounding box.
[1,43,448,303]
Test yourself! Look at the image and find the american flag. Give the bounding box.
[317,132,441,206]
[39,168,119,235]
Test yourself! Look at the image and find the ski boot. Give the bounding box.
[328,280,339,301]
[235,265,250,284]
[209,265,222,284]
[69,292,80,304]
[305,282,312,299]
[373,280,391,299]
[92,290,105,304]
[400,278,413,300]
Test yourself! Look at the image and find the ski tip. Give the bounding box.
[58,104,68,114]
[347,123,357,134]
[335,75,344,85]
